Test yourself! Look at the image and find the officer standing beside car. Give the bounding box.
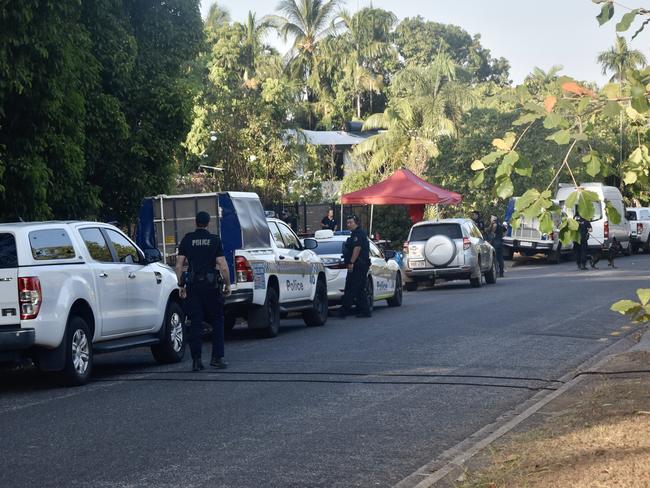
[340,215,371,318]
[176,211,231,371]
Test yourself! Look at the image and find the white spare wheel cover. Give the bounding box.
[424,235,456,266]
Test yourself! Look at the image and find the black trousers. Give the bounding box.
[575,240,589,267]
[186,285,224,360]
[342,265,370,315]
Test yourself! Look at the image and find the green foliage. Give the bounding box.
[611,289,650,323]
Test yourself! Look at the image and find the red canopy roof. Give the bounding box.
[341,168,462,205]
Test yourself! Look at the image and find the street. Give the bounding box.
[1,254,649,488]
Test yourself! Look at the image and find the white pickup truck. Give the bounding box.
[136,192,328,338]
[626,207,650,253]
[0,222,184,386]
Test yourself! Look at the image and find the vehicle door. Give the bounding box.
[276,221,311,299]
[103,228,164,332]
[470,224,491,270]
[78,227,131,337]
[368,240,392,298]
[0,233,19,325]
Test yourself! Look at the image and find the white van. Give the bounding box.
[555,183,631,253]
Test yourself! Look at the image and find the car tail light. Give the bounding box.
[18,277,42,320]
[604,221,609,239]
[402,241,409,254]
[637,223,643,235]
[463,237,471,250]
[235,256,254,283]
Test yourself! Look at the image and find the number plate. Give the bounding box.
[519,241,533,247]
[409,260,426,269]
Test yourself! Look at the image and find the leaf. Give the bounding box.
[514,157,533,177]
[631,83,650,113]
[616,9,639,32]
[546,129,571,145]
[585,154,601,177]
[611,300,642,315]
[471,160,485,171]
[543,113,566,129]
[539,212,554,234]
[565,190,579,211]
[503,150,519,166]
[623,171,638,185]
[495,160,513,178]
[637,289,650,306]
[496,177,514,199]
[578,193,595,221]
[544,95,557,113]
[482,151,504,164]
[471,171,485,188]
[606,201,622,224]
[492,138,510,151]
[597,2,614,26]
[513,113,540,126]
[629,147,643,164]
[602,83,620,99]
[603,101,621,118]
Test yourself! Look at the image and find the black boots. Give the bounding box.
[210,357,228,369]
[192,358,205,371]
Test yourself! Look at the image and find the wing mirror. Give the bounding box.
[383,249,396,260]
[143,248,163,264]
[302,238,318,250]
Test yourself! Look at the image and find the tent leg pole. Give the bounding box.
[370,204,374,237]
[340,202,344,230]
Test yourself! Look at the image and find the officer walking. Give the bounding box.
[574,211,592,270]
[340,215,371,318]
[176,211,231,371]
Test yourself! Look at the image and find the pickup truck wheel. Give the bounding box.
[251,287,280,338]
[387,273,403,307]
[59,316,92,387]
[151,301,186,364]
[365,277,374,312]
[303,278,328,327]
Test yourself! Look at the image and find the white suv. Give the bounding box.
[403,219,498,291]
[0,222,184,386]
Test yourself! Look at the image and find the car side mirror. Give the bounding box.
[302,238,318,250]
[383,249,396,260]
[143,248,163,264]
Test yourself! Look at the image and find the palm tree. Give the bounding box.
[356,51,472,177]
[266,0,340,89]
[238,11,273,81]
[524,65,563,95]
[597,37,647,177]
[597,36,647,83]
[205,2,230,32]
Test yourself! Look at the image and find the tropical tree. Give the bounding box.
[353,51,472,181]
[205,2,231,33]
[239,11,273,81]
[597,36,647,83]
[524,65,564,95]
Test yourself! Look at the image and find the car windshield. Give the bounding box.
[313,240,345,255]
[410,223,462,241]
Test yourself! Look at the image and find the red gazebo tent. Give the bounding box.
[340,168,462,232]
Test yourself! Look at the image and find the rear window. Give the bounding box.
[410,224,463,241]
[313,240,345,255]
[0,233,18,268]
[29,229,76,260]
[627,210,638,221]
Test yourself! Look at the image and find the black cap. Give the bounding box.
[196,211,210,226]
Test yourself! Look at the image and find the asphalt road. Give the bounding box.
[1,253,649,488]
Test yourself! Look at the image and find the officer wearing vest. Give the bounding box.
[176,211,231,371]
[340,215,371,318]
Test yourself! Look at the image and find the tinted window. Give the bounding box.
[313,240,346,255]
[0,234,18,268]
[410,224,463,241]
[79,228,113,262]
[278,223,301,250]
[268,222,285,248]
[29,229,76,260]
[105,229,139,264]
[626,210,638,221]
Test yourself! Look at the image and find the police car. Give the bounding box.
[310,229,402,310]
[137,192,328,338]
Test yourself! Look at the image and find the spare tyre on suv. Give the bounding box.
[402,219,497,291]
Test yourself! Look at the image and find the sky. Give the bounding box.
[200,0,650,86]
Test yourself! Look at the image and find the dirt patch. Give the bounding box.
[448,351,650,488]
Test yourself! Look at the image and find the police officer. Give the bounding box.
[574,211,592,271]
[340,215,371,318]
[176,211,231,371]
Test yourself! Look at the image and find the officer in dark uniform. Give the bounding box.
[176,211,231,371]
[340,215,371,318]
[574,211,592,270]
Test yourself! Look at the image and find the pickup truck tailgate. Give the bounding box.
[0,233,19,325]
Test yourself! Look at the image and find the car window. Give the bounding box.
[410,223,463,241]
[29,229,76,260]
[105,229,139,264]
[79,228,114,263]
[471,224,483,239]
[0,233,18,268]
[369,240,382,258]
[626,210,638,221]
[313,240,345,255]
[277,222,301,250]
[268,222,285,248]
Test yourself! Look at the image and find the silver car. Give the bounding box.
[403,218,498,291]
